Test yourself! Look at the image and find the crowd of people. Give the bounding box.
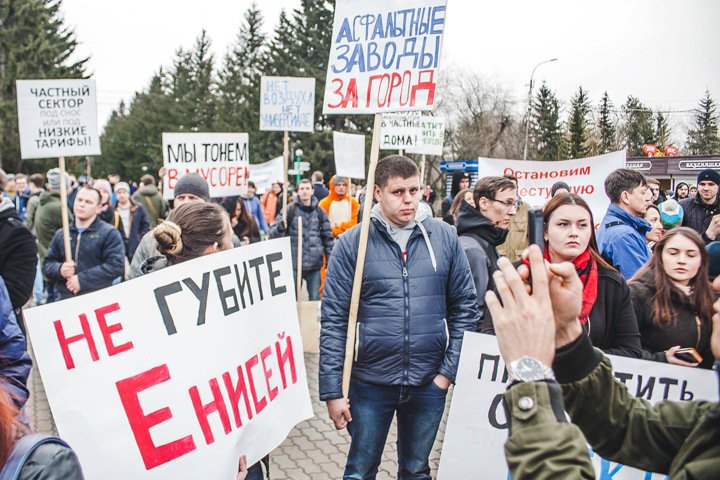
[0,159,719,479]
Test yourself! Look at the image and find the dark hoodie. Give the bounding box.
[455,201,508,333]
[441,171,471,221]
[0,198,37,313]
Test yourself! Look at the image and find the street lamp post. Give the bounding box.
[294,148,303,185]
[523,58,558,160]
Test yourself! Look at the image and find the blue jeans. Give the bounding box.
[246,461,263,480]
[296,269,321,301]
[344,379,448,480]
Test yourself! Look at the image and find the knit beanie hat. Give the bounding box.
[174,173,210,201]
[707,241,720,278]
[697,169,720,186]
[114,181,130,193]
[659,199,683,229]
[46,168,70,192]
[551,181,571,196]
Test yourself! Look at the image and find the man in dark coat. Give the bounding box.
[680,168,720,244]
[269,179,333,300]
[0,169,37,323]
[43,187,125,301]
[320,155,478,480]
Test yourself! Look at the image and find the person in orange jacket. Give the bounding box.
[318,176,359,238]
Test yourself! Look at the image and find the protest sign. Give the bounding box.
[333,132,366,179]
[24,238,313,480]
[322,0,447,114]
[405,116,445,156]
[380,112,422,150]
[438,332,718,479]
[162,132,250,200]
[476,151,626,223]
[249,156,285,194]
[259,77,316,132]
[16,79,101,159]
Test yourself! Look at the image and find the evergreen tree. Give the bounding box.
[0,0,88,172]
[530,82,563,161]
[597,91,616,154]
[621,96,654,156]
[686,90,720,154]
[567,86,591,159]
[654,110,672,148]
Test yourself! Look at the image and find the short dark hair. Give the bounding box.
[140,174,155,186]
[82,186,102,204]
[503,173,518,185]
[29,173,44,189]
[375,155,418,189]
[473,176,516,208]
[312,171,323,182]
[604,168,647,204]
[247,181,256,189]
[299,178,312,186]
[646,177,660,187]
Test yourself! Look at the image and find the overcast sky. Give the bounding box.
[62,0,720,143]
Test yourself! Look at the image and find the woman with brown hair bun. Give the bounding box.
[542,193,642,357]
[629,227,715,369]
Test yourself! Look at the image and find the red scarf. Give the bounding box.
[544,247,598,324]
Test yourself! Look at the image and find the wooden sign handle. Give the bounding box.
[58,156,72,262]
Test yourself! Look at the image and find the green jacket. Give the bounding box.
[131,184,167,228]
[33,192,72,261]
[505,334,719,479]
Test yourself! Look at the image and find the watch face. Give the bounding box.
[514,357,546,381]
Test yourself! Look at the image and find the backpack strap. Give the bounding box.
[0,434,70,480]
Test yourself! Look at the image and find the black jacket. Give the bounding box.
[586,265,642,357]
[455,201,508,333]
[680,194,720,243]
[0,199,38,311]
[114,202,150,260]
[629,273,713,369]
[43,216,126,301]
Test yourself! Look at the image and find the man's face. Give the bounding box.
[478,188,518,228]
[174,193,203,207]
[625,185,649,216]
[334,180,348,197]
[459,177,470,190]
[15,178,27,193]
[246,184,256,197]
[73,188,101,222]
[298,183,313,202]
[698,180,718,204]
[374,175,420,228]
[116,189,130,205]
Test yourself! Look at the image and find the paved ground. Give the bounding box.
[26,350,452,479]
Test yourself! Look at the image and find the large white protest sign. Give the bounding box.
[476,151,626,223]
[323,0,447,114]
[25,239,313,480]
[438,332,718,479]
[259,76,316,132]
[249,156,285,194]
[162,132,249,200]
[333,132,366,179]
[405,116,445,155]
[16,79,101,159]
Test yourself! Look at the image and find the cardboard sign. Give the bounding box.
[333,132,366,179]
[438,332,718,479]
[323,0,447,114]
[16,79,101,159]
[162,132,250,200]
[476,151,626,223]
[248,156,285,194]
[405,116,445,155]
[259,77,316,132]
[24,239,313,480]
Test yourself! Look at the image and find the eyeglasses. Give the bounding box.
[490,199,521,210]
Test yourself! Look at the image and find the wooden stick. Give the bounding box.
[58,156,72,262]
[342,113,382,398]
[282,130,289,227]
[420,154,427,187]
[296,216,303,301]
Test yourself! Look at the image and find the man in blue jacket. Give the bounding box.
[320,155,479,480]
[43,187,125,301]
[597,168,651,279]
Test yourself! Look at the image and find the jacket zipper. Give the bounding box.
[74,231,83,264]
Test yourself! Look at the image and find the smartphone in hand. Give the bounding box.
[527,208,544,250]
[674,347,703,363]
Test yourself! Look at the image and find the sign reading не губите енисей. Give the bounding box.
[24,238,312,480]
[323,0,447,115]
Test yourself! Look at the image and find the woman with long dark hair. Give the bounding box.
[629,227,715,369]
[543,193,642,357]
[674,181,689,200]
[222,196,260,244]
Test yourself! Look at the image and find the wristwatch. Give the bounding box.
[507,356,555,382]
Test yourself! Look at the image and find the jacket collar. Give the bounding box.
[71,215,101,233]
[455,201,509,246]
[607,204,651,234]
[691,193,720,211]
